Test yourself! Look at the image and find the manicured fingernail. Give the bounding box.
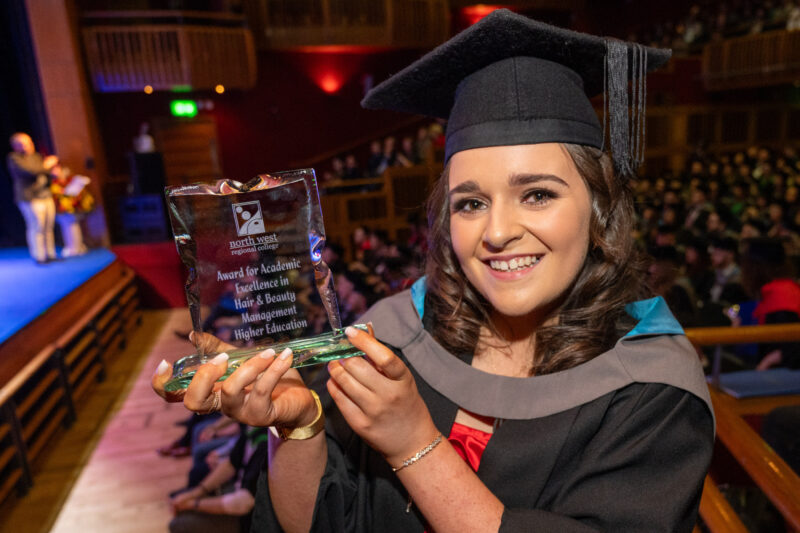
[279,348,292,360]
[155,359,170,376]
[259,348,276,359]
[210,353,229,366]
[345,326,357,337]
[188,331,195,343]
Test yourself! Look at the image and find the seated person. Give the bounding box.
[169,426,269,533]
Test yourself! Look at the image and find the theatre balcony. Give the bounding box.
[81,10,257,93]
[703,28,800,91]
[242,0,449,50]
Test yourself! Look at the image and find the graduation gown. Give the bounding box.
[251,286,715,532]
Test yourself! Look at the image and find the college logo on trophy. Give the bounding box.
[232,201,266,236]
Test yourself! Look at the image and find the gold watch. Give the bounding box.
[274,390,325,440]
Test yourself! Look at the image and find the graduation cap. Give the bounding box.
[362,9,671,177]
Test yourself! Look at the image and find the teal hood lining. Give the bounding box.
[410,276,684,337]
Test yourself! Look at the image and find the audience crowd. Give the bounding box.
[636,144,800,352]
[319,122,444,185]
[627,0,800,55]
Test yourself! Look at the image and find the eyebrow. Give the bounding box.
[448,173,569,197]
[509,173,569,188]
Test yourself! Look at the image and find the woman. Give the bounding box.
[154,10,713,532]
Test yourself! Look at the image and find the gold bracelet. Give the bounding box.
[275,390,325,441]
[392,433,443,472]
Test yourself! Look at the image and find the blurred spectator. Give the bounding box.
[415,126,433,163]
[133,121,156,153]
[366,140,385,177]
[330,156,345,180]
[169,427,268,533]
[647,246,698,326]
[342,154,363,180]
[396,136,416,167]
[429,122,445,149]
[684,184,713,232]
[788,0,800,30]
[709,236,742,304]
[740,238,800,369]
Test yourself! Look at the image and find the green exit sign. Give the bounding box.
[170,100,198,117]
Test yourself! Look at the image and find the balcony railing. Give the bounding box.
[81,11,256,92]
[703,29,800,91]
[243,0,449,50]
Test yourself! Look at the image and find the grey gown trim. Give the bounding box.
[361,290,714,425]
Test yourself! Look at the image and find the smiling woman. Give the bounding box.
[154,9,715,533]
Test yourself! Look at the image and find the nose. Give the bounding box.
[483,204,524,251]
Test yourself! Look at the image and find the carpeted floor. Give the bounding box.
[49,308,195,533]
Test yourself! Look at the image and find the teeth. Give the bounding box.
[489,256,540,272]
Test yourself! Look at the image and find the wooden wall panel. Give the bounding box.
[24,0,109,246]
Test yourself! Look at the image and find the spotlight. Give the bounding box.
[144,85,154,94]
[215,84,225,94]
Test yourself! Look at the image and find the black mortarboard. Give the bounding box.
[361,9,671,177]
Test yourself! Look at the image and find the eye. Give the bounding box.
[523,189,556,206]
[451,198,487,214]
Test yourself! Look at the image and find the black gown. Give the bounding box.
[251,290,715,532]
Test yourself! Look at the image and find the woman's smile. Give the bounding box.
[484,254,543,278]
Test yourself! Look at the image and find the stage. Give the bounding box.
[0,248,117,345]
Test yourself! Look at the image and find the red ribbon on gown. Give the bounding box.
[447,421,493,472]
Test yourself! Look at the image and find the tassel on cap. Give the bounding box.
[605,39,649,178]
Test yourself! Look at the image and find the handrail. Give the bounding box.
[55,270,135,347]
[683,324,800,531]
[0,346,56,408]
[699,476,749,533]
[685,323,800,346]
[710,388,800,531]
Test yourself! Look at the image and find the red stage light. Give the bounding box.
[318,73,344,93]
[462,4,507,26]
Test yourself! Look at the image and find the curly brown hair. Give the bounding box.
[424,144,648,375]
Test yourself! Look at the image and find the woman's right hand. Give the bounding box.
[152,333,318,429]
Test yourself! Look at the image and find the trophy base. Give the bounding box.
[164,324,369,393]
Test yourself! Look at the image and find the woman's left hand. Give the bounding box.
[326,326,438,467]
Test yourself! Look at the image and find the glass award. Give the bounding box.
[163,170,366,394]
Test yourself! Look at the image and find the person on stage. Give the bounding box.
[6,132,58,264]
[154,10,714,532]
